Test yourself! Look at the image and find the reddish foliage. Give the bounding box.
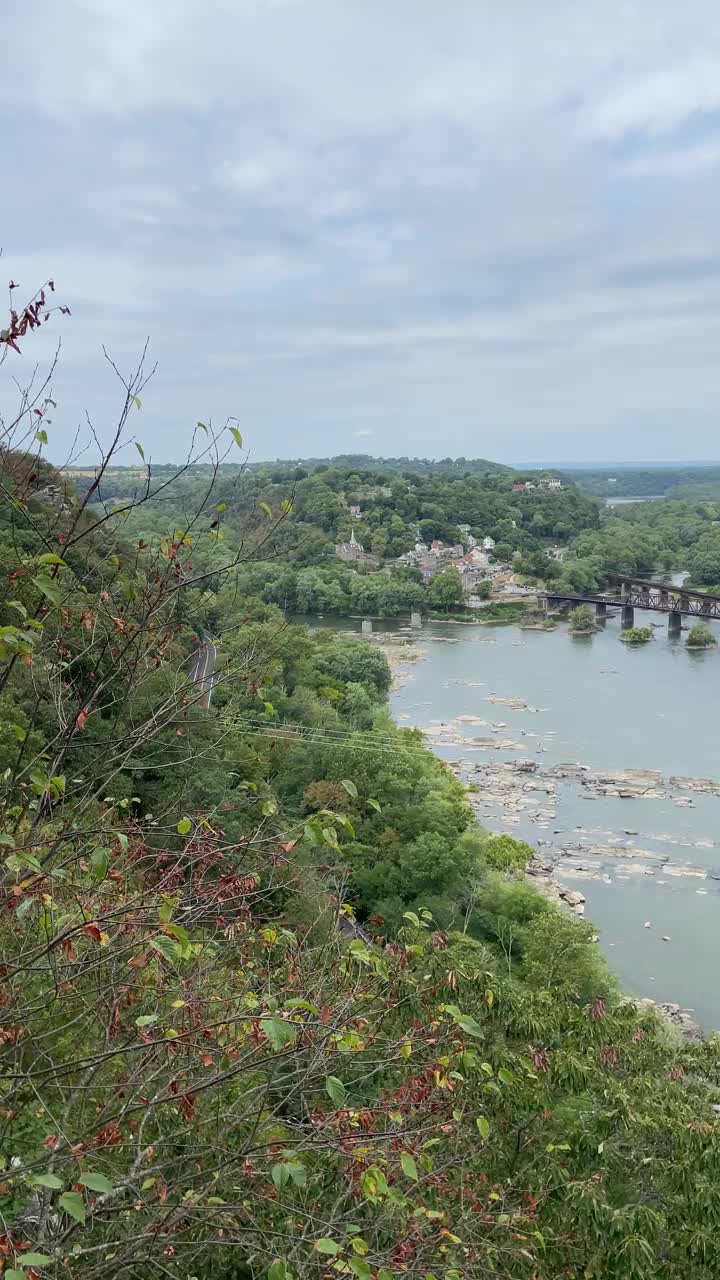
[1,280,66,354]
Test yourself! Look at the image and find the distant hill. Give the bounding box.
[559,465,720,498]
[264,454,512,477]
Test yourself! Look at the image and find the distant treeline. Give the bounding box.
[562,466,720,498]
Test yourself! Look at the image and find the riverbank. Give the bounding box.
[386,613,720,1032]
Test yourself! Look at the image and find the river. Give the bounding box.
[306,604,719,1028]
[386,611,720,1028]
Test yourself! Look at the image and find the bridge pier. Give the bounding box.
[668,609,682,637]
[410,610,422,628]
[361,618,373,635]
[621,605,635,630]
[621,580,632,601]
[595,601,607,618]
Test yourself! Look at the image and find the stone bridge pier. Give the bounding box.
[621,605,635,629]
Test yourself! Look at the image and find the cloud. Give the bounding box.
[3,1,720,462]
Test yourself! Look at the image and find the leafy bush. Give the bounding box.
[568,603,596,633]
[686,622,717,649]
[621,625,653,644]
[481,832,534,871]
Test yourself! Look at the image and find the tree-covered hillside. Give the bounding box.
[3,292,720,1279]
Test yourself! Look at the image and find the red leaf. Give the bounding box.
[75,706,89,731]
[83,923,102,943]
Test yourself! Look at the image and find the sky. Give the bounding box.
[4,1,720,465]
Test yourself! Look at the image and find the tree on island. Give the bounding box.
[686,622,718,649]
[427,565,464,611]
[568,603,596,634]
[621,625,653,644]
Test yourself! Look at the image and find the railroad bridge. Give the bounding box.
[541,573,720,633]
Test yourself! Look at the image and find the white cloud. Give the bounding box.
[3,1,720,461]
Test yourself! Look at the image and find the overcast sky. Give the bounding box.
[4,1,720,465]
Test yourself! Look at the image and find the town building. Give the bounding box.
[335,528,368,562]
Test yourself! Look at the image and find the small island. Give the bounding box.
[686,622,718,650]
[568,603,597,635]
[621,625,653,645]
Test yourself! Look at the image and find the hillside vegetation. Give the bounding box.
[2,298,720,1279]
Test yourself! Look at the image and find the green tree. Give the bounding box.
[686,622,717,649]
[621,625,653,644]
[568,603,596,634]
[481,832,534,871]
[427,566,464,611]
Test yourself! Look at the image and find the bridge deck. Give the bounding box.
[542,587,720,619]
[605,573,720,606]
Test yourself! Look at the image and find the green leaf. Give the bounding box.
[314,1239,340,1255]
[35,428,48,445]
[12,724,27,742]
[400,1152,418,1181]
[366,797,381,812]
[78,1172,113,1194]
[33,574,64,605]
[271,1163,291,1190]
[19,1252,55,1266]
[31,1172,63,1189]
[6,1269,26,1280]
[135,441,145,461]
[476,1115,490,1140]
[229,426,243,448]
[341,779,358,799]
[196,421,208,433]
[0,833,15,847]
[216,502,227,511]
[149,936,180,963]
[177,817,192,835]
[260,1015,297,1052]
[259,502,272,518]
[497,1067,514,1085]
[135,1015,158,1028]
[59,1189,86,1224]
[325,1075,347,1107]
[456,1014,484,1039]
[268,1263,288,1280]
[36,552,66,565]
[287,1161,306,1186]
[90,846,109,880]
[349,1262,371,1280]
[131,394,142,410]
